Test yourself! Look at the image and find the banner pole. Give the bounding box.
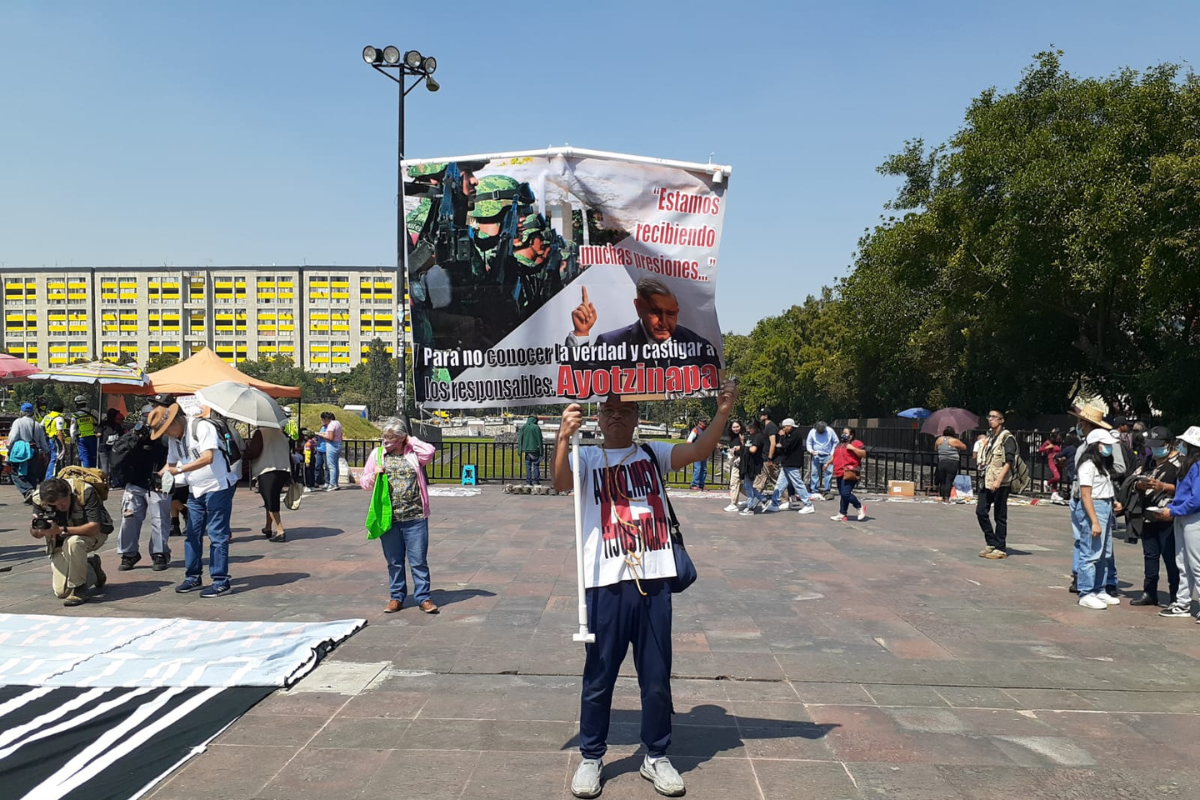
[571,431,595,644]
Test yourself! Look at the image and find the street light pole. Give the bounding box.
[362,46,439,421]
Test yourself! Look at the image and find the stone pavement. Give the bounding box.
[2,485,1200,799]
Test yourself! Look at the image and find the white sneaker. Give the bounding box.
[857,506,867,521]
[303,487,313,494]
[1050,491,1063,503]
[327,485,340,492]
[723,504,739,512]
[811,494,824,501]
[778,501,791,511]
[1095,591,1121,606]
[764,504,780,513]
[738,508,756,516]
[571,758,603,798]
[798,505,815,515]
[640,756,685,797]
[830,514,847,521]
[1078,594,1108,610]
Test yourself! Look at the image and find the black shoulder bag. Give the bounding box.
[639,444,697,593]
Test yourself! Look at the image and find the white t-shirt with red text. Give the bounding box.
[570,442,678,589]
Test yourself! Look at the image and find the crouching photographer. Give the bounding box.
[111,420,172,572]
[30,477,115,607]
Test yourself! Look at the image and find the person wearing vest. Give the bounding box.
[359,417,439,614]
[977,410,1017,560]
[71,395,99,469]
[42,398,67,480]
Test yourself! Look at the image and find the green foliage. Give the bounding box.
[727,52,1200,425]
[145,353,180,373]
[337,338,399,419]
[290,402,381,440]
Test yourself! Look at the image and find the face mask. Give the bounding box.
[840,433,851,443]
[1179,442,1189,456]
[1098,444,1113,458]
[1153,446,1169,459]
[1074,425,1082,437]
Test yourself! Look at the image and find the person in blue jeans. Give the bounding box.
[1075,430,1121,609]
[360,418,440,614]
[686,420,708,490]
[806,421,836,495]
[520,415,544,486]
[769,419,813,513]
[318,412,344,490]
[152,402,238,598]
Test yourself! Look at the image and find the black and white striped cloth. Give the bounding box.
[0,613,365,800]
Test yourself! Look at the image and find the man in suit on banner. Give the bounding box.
[565,277,719,370]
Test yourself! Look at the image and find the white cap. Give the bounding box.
[1086,428,1119,445]
[1178,426,1200,449]
[781,418,796,428]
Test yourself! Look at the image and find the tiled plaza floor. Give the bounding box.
[2,484,1198,799]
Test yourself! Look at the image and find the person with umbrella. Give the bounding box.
[977,410,1016,560]
[194,382,292,542]
[247,425,293,542]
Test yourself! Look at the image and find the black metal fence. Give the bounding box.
[342,430,1064,496]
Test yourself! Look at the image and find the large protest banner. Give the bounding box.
[402,148,731,408]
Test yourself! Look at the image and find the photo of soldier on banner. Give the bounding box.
[401,148,731,408]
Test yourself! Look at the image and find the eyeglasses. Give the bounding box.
[599,407,637,419]
[987,414,1002,420]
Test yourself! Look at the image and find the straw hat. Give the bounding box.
[147,403,182,440]
[1069,404,1111,429]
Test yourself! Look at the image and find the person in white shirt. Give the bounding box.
[555,380,737,799]
[1076,428,1123,610]
[806,421,836,495]
[150,402,237,598]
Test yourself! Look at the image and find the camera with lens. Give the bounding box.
[31,508,56,531]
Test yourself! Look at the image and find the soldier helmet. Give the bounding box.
[468,175,522,219]
[517,213,549,244]
[407,162,448,179]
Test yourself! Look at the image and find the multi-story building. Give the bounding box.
[0,266,405,373]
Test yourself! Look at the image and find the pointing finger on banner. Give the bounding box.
[571,286,597,338]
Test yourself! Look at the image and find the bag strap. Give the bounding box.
[640,443,684,544]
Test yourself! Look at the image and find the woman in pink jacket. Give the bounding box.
[359,417,439,614]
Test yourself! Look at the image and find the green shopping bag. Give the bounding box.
[365,447,392,540]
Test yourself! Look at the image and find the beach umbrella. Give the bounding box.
[897,408,932,420]
[0,354,39,384]
[28,361,149,387]
[921,407,980,437]
[196,381,287,429]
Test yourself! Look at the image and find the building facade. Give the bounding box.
[0,266,405,373]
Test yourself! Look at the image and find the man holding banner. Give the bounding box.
[554,380,737,799]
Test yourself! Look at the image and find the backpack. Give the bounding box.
[57,465,110,501]
[190,416,244,469]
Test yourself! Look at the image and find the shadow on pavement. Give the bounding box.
[234,572,310,591]
[429,588,498,607]
[283,526,350,541]
[561,704,840,772]
[93,580,174,601]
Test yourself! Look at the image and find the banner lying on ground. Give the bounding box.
[402,148,732,408]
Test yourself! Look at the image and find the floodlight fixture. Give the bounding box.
[421,56,437,74]
[404,50,424,69]
[425,76,440,92]
[382,46,401,65]
[363,46,382,65]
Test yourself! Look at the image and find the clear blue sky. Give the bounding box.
[1,1,1193,333]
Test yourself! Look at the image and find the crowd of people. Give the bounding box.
[719,410,869,522]
[6,392,358,607]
